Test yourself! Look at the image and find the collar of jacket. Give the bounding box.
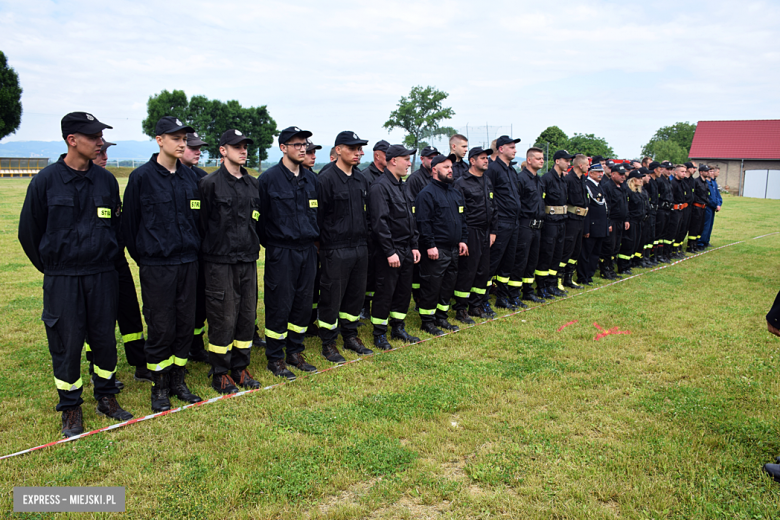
[462,170,485,182]
[217,163,250,183]
[149,153,185,177]
[56,154,97,184]
[278,158,310,184]
[382,169,404,185]
[333,163,358,183]
[432,178,451,190]
[520,167,538,180]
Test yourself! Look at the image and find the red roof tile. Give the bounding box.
[689,120,780,160]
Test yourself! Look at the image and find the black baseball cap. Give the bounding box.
[386,144,416,161]
[648,161,661,170]
[612,164,627,175]
[553,149,575,160]
[684,161,696,169]
[306,140,322,153]
[638,167,651,175]
[373,140,390,153]
[430,153,456,169]
[334,131,368,147]
[186,132,208,147]
[420,146,440,157]
[155,116,194,136]
[660,161,675,169]
[468,146,492,160]
[220,129,254,147]
[61,112,112,139]
[605,160,616,168]
[495,135,521,148]
[699,164,711,172]
[278,126,313,145]
[591,155,605,163]
[100,141,116,153]
[627,169,645,180]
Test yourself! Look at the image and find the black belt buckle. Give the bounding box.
[530,219,543,229]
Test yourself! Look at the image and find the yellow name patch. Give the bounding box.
[412,207,415,213]
[490,192,494,199]
[309,200,318,208]
[190,200,201,209]
[97,207,111,219]
[252,210,260,221]
[458,206,464,213]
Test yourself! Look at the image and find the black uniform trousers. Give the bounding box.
[43,271,119,411]
[318,245,368,344]
[672,210,687,249]
[310,256,321,329]
[204,261,256,375]
[578,237,604,282]
[193,253,207,345]
[537,220,565,278]
[86,253,145,369]
[600,221,623,272]
[617,221,640,271]
[488,219,518,301]
[264,245,317,363]
[454,227,491,311]
[372,246,414,336]
[139,262,197,373]
[688,206,706,245]
[641,214,656,258]
[363,239,377,311]
[561,219,584,276]
[511,220,541,298]
[418,246,459,323]
[656,209,672,255]
[681,206,693,246]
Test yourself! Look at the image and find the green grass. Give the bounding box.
[1,180,780,518]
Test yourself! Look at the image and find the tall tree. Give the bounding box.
[643,139,688,164]
[641,122,696,159]
[0,50,23,141]
[566,133,615,158]
[533,125,569,152]
[141,89,189,138]
[383,86,455,167]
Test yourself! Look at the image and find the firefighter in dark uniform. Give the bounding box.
[652,161,674,263]
[577,164,611,285]
[513,147,547,303]
[123,116,203,412]
[453,147,497,324]
[682,161,697,251]
[257,126,320,380]
[19,112,133,437]
[485,136,521,313]
[599,164,629,279]
[640,165,659,266]
[405,146,439,302]
[198,129,262,393]
[304,140,323,337]
[617,169,646,274]
[449,134,469,180]
[415,154,469,336]
[670,164,689,259]
[86,141,149,387]
[687,164,710,253]
[367,144,422,350]
[561,154,590,289]
[538,149,574,298]
[360,139,390,320]
[180,132,211,363]
[316,131,375,362]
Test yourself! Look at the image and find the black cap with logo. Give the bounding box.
[306,140,322,153]
[468,146,492,160]
[334,131,369,147]
[660,161,675,169]
[495,135,521,148]
[553,149,575,160]
[61,112,113,139]
[430,154,456,169]
[278,126,313,145]
[385,145,417,161]
[155,116,195,136]
[220,129,254,147]
[648,161,661,170]
[420,146,440,157]
[186,132,208,147]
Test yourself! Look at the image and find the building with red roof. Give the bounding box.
[688,120,780,198]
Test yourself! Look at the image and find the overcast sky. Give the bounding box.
[1,0,779,158]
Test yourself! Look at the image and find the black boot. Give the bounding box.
[169,366,202,403]
[322,342,347,363]
[343,336,374,355]
[373,334,392,350]
[495,296,517,310]
[212,373,239,393]
[61,406,84,438]
[522,290,545,303]
[390,323,420,343]
[287,352,317,372]
[134,365,153,383]
[563,272,580,289]
[150,371,172,412]
[96,395,133,421]
[434,317,459,332]
[359,298,371,320]
[455,309,475,325]
[232,368,261,389]
[252,327,266,348]
[420,321,445,336]
[549,276,567,297]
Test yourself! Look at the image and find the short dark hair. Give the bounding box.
[329,147,336,159]
[526,147,544,157]
[449,134,467,145]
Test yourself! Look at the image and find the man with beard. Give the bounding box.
[360,140,390,320]
[405,145,440,303]
[599,164,629,279]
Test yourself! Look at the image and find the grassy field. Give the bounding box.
[1,178,779,518]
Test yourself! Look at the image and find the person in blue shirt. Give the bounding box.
[698,165,722,248]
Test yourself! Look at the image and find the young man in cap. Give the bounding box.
[485,136,521,313]
[513,146,548,303]
[449,134,469,180]
[652,161,673,262]
[577,164,611,285]
[681,162,697,251]
[198,129,262,393]
[95,140,115,168]
[599,164,629,279]
[180,132,210,363]
[316,131,374,362]
[405,145,440,303]
[414,154,468,336]
[639,166,659,267]
[687,165,710,253]
[257,126,320,380]
[367,144,421,349]
[669,164,690,258]
[20,112,133,437]
[452,147,497,324]
[561,154,590,288]
[537,149,574,298]
[304,140,322,172]
[359,139,390,321]
[303,139,323,337]
[122,116,203,412]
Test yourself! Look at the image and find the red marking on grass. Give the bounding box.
[593,323,631,341]
[557,320,578,332]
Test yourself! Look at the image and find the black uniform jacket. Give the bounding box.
[454,171,498,232]
[671,177,688,204]
[683,176,695,204]
[362,162,383,186]
[319,161,335,175]
[198,164,261,264]
[19,156,121,275]
[601,176,628,223]
[646,177,659,213]
[257,159,319,249]
[192,165,209,179]
[540,167,568,222]
[517,167,546,220]
[656,175,673,205]
[452,159,469,180]
[122,154,201,266]
[564,171,588,221]
[405,165,433,205]
[627,187,646,222]
[693,176,710,205]
[368,170,419,259]
[415,179,468,251]
[584,178,609,238]
[486,157,520,221]
[316,164,369,250]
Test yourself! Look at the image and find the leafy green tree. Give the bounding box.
[0,50,23,140]
[643,139,688,164]
[533,125,569,152]
[566,133,615,158]
[641,122,696,159]
[383,86,455,167]
[141,89,189,138]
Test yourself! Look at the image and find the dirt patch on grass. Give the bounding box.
[368,496,452,519]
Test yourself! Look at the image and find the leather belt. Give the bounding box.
[545,205,567,215]
[672,203,688,211]
[693,202,706,209]
[567,205,589,216]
